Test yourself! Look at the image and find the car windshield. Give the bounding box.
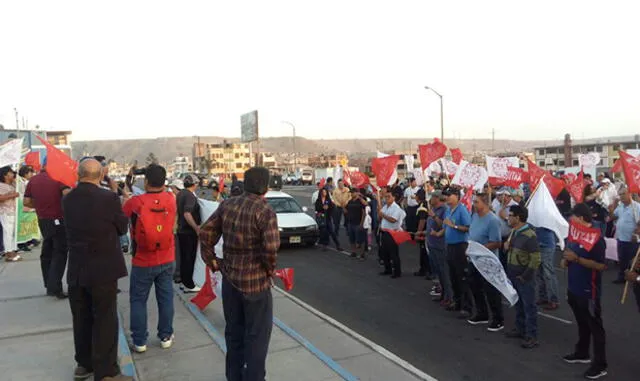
[266,197,303,214]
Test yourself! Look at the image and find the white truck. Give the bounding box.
[300,168,314,185]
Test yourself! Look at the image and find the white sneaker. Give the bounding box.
[183,286,201,293]
[132,344,147,353]
[160,334,174,349]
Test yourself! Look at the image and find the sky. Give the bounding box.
[1,0,639,142]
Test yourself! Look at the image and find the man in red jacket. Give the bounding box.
[122,164,177,353]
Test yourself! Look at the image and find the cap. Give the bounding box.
[170,179,185,190]
[601,178,611,184]
[183,174,198,188]
[496,188,511,195]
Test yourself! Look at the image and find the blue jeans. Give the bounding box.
[616,241,639,282]
[130,262,175,346]
[511,275,538,339]
[347,224,365,245]
[537,246,559,303]
[430,246,452,300]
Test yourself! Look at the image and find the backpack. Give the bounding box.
[134,196,173,252]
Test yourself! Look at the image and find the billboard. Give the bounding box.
[240,110,259,142]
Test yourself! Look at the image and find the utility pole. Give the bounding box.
[14,108,19,131]
[491,128,495,152]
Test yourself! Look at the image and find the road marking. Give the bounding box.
[118,311,138,380]
[537,312,573,325]
[174,287,228,352]
[273,286,439,381]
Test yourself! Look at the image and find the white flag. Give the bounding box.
[193,198,224,288]
[527,181,569,250]
[451,160,488,191]
[0,138,24,168]
[486,156,520,180]
[412,168,424,185]
[377,151,398,185]
[466,240,519,306]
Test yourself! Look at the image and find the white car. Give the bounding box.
[265,190,319,246]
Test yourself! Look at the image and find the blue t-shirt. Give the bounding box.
[535,227,557,249]
[444,204,471,245]
[427,205,446,250]
[614,201,640,242]
[567,239,606,299]
[469,212,502,255]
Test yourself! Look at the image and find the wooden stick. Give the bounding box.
[621,242,640,304]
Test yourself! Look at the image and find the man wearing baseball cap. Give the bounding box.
[176,174,201,293]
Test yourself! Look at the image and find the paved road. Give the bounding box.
[195,185,639,380]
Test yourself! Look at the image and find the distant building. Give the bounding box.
[259,152,277,168]
[533,134,640,172]
[172,155,192,175]
[308,153,348,168]
[0,128,72,161]
[198,141,251,176]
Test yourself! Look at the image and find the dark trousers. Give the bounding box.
[173,233,181,281]
[381,231,401,275]
[69,282,120,380]
[178,232,198,289]
[38,219,68,294]
[634,282,640,313]
[332,207,344,234]
[470,265,504,323]
[616,240,639,281]
[417,241,431,275]
[511,276,538,339]
[222,278,273,381]
[405,206,418,232]
[567,291,607,368]
[318,218,340,248]
[447,242,471,312]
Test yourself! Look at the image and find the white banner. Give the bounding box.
[578,152,601,168]
[404,154,415,172]
[486,156,519,179]
[412,168,425,185]
[193,199,224,288]
[440,158,459,177]
[0,138,24,168]
[527,181,569,250]
[451,161,488,191]
[466,240,519,306]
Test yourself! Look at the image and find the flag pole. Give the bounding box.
[507,174,546,244]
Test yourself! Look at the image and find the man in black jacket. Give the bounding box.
[63,158,131,381]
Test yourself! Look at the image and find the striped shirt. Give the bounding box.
[200,193,280,294]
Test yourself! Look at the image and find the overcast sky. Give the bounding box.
[1,0,638,142]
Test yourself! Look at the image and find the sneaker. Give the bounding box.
[584,365,607,380]
[429,290,442,297]
[521,337,539,349]
[467,316,490,325]
[457,310,471,319]
[74,365,93,380]
[160,334,174,349]
[132,343,147,353]
[487,321,505,332]
[505,329,524,339]
[563,353,592,364]
[183,286,201,293]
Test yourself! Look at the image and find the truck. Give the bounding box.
[300,168,314,185]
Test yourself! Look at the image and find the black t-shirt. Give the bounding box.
[556,189,572,217]
[346,199,365,225]
[177,189,201,234]
[587,200,607,222]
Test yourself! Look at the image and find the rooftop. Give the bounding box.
[534,135,640,149]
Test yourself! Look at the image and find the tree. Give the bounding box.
[145,152,159,165]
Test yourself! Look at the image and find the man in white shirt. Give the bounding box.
[403,177,420,233]
[311,181,321,206]
[378,192,406,278]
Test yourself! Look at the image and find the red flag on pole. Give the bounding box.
[461,187,473,211]
[526,158,564,198]
[567,170,586,203]
[190,270,217,310]
[319,177,326,189]
[35,136,78,188]
[504,166,527,188]
[24,151,41,172]
[568,219,601,252]
[418,138,448,170]
[382,229,414,245]
[274,268,295,291]
[618,150,640,193]
[450,148,463,165]
[349,171,370,189]
[371,155,400,187]
[219,174,225,194]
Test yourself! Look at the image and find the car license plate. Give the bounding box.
[289,236,301,244]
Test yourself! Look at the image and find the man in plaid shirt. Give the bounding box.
[200,167,280,381]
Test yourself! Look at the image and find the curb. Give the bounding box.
[117,311,138,380]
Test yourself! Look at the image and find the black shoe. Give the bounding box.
[487,321,505,332]
[73,365,93,380]
[122,245,129,253]
[584,365,607,380]
[47,291,68,299]
[505,329,524,339]
[521,337,539,349]
[563,353,592,364]
[379,271,392,276]
[467,315,490,325]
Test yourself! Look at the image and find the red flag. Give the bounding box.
[567,219,601,251]
[319,177,326,189]
[343,167,351,186]
[526,158,545,187]
[611,157,623,173]
[461,187,473,211]
[36,136,78,188]
[618,150,640,193]
[450,148,463,165]
[371,155,399,187]
[418,138,448,170]
[382,229,414,245]
[24,151,41,172]
[190,270,217,310]
[349,171,370,188]
[543,175,565,199]
[504,166,527,188]
[219,174,225,194]
[567,171,586,203]
[526,158,563,198]
[274,268,295,291]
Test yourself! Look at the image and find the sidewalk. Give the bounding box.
[0,247,433,381]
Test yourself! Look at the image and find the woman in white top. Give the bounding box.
[0,166,21,262]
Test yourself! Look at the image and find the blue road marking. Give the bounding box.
[117,311,138,379]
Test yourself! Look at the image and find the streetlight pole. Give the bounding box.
[282,121,296,172]
[424,86,444,142]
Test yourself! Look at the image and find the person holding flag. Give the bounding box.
[378,191,406,278]
[561,203,608,380]
[0,166,20,262]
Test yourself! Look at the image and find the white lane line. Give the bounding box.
[537,312,573,325]
[273,286,438,381]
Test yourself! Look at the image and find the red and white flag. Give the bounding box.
[450,148,463,165]
[36,135,78,188]
[319,177,326,189]
[349,172,371,189]
[486,156,520,186]
[418,138,448,170]
[382,229,414,245]
[0,138,24,168]
[451,161,488,191]
[618,150,640,193]
[526,158,564,198]
[440,158,459,178]
[567,219,601,252]
[372,155,400,187]
[461,187,473,212]
[504,166,527,188]
[567,170,586,203]
[24,151,41,172]
[274,268,295,291]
